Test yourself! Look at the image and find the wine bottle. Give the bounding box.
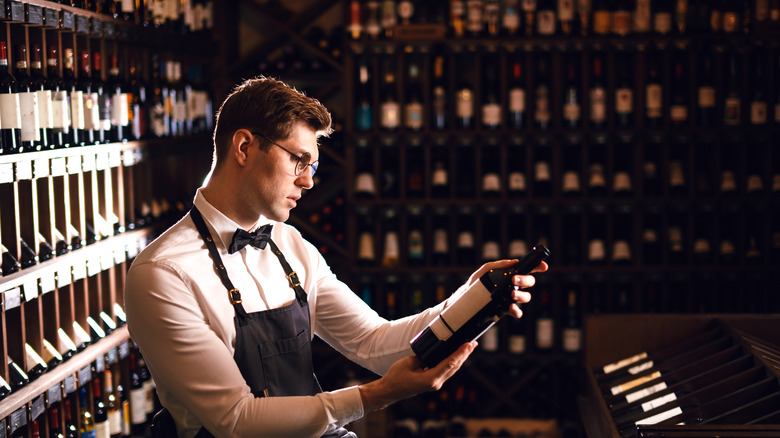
[354,58,373,131]
[507,138,527,198]
[2,244,21,275]
[406,205,424,267]
[403,60,423,131]
[149,55,168,138]
[536,0,556,35]
[653,0,673,34]
[507,57,526,129]
[532,142,552,197]
[430,53,447,130]
[502,0,521,34]
[128,352,147,435]
[522,0,537,35]
[0,41,23,155]
[79,386,97,438]
[534,287,554,350]
[480,210,501,263]
[107,54,129,143]
[379,60,400,130]
[455,206,476,266]
[49,406,64,438]
[92,377,109,438]
[30,44,53,150]
[587,206,607,264]
[37,232,55,262]
[0,373,11,400]
[63,49,85,147]
[644,53,663,128]
[46,47,69,148]
[480,57,501,130]
[8,357,29,390]
[614,52,634,128]
[57,327,79,361]
[454,55,474,129]
[128,56,147,140]
[723,52,741,127]
[405,140,424,198]
[353,139,377,198]
[77,51,98,145]
[722,0,740,33]
[612,139,633,197]
[589,53,607,129]
[561,288,582,353]
[561,141,582,197]
[612,209,633,265]
[749,50,768,126]
[611,0,631,34]
[381,207,400,268]
[430,143,450,198]
[484,0,501,35]
[558,0,575,33]
[24,343,48,380]
[411,244,549,368]
[533,54,552,129]
[561,57,581,128]
[466,0,484,36]
[16,43,41,153]
[591,0,611,34]
[93,52,111,143]
[379,140,399,198]
[20,238,39,269]
[431,206,450,266]
[696,56,716,127]
[455,138,476,197]
[669,57,689,126]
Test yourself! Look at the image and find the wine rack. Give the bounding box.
[581,314,780,437]
[336,1,780,436]
[0,0,216,436]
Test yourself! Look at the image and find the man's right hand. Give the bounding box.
[357,341,477,413]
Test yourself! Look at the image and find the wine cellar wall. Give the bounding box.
[334,1,780,436]
[0,0,215,436]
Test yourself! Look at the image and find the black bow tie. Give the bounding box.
[228,224,273,254]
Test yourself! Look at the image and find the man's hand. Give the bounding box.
[464,259,549,319]
[358,341,477,413]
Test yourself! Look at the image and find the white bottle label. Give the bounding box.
[482,103,501,126]
[0,93,22,129]
[698,86,715,107]
[616,88,633,114]
[456,89,473,119]
[36,90,54,129]
[590,87,606,122]
[429,280,494,342]
[95,421,110,438]
[71,90,85,129]
[51,91,70,129]
[112,93,130,126]
[380,102,400,128]
[19,92,41,142]
[603,352,648,374]
[84,92,100,130]
[626,381,668,404]
[562,327,582,352]
[536,318,554,348]
[129,388,146,424]
[509,88,525,112]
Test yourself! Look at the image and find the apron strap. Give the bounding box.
[267,239,308,306]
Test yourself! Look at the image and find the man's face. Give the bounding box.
[243,121,319,223]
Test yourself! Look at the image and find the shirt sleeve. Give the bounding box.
[125,260,364,438]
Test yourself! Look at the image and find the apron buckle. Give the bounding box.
[228,288,242,304]
[287,271,301,288]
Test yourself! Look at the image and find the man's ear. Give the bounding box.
[232,129,254,167]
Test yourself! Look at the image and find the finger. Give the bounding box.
[430,341,476,382]
[507,303,524,319]
[469,259,519,284]
[530,261,549,273]
[512,274,537,290]
[511,289,532,304]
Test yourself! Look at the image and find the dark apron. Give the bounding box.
[151,208,356,438]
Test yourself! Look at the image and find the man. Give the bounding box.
[125,76,547,438]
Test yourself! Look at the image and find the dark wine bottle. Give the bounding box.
[92,51,110,144]
[507,57,526,129]
[0,41,22,155]
[30,44,53,150]
[92,377,109,438]
[561,57,581,128]
[431,53,447,130]
[589,53,607,129]
[13,44,39,152]
[354,58,373,131]
[410,244,550,368]
[20,238,39,268]
[107,54,129,143]
[62,49,85,147]
[2,244,21,275]
[7,357,30,390]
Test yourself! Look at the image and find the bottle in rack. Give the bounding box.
[129,56,147,141]
[723,51,742,127]
[669,56,689,127]
[614,52,634,128]
[93,377,109,438]
[77,51,98,145]
[0,41,22,155]
[93,51,111,144]
[562,56,581,129]
[644,53,663,129]
[431,52,447,130]
[30,44,53,151]
[431,206,450,266]
[533,53,552,130]
[46,47,69,148]
[696,55,716,127]
[107,54,130,143]
[404,59,423,131]
[507,56,526,129]
[589,53,607,129]
[379,59,400,131]
[480,57,502,130]
[11,44,36,153]
[354,58,373,131]
[749,48,768,126]
[63,48,85,147]
[79,386,96,438]
[454,53,474,130]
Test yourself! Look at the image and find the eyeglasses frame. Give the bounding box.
[251,131,319,177]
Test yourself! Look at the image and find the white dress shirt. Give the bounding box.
[125,189,452,438]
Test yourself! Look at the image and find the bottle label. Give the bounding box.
[405,102,423,129]
[634,0,652,31]
[612,11,631,35]
[481,103,501,126]
[509,88,525,112]
[557,0,574,20]
[19,92,41,142]
[698,86,715,107]
[562,327,582,352]
[152,104,166,136]
[670,105,688,123]
[456,89,473,119]
[563,102,580,122]
[408,230,424,258]
[457,231,474,249]
[508,171,526,191]
[603,352,648,374]
[94,421,110,438]
[383,231,400,259]
[562,170,580,192]
[589,88,606,122]
[358,232,375,261]
[122,0,134,13]
[626,381,667,404]
[433,229,448,253]
[482,173,501,192]
[654,12,672,34]
[480,325,499,351]
[592,11,610,34]
[430,280,493,341]
[482,241,500,260]
[112,93,130,126]
[51,91,70,129]
[536,10,556,35]
[0,93,22,129]
[616,88,633,114]
[588,239,605,262]
[36,90,54,129]
[750,101,767,124]
[588,163,606,188]
[508,333,526,354]
[645,84,662,117]
[610,370,662,395]
[534,86,550,123]
[509,239,528,258]
[84,92,100,130]
[534,161,551,182]
[432,167,448,186]
[724,97,740,125]
[642,392,678,413]
[380,102,400,129]
[98,93,112,129]
[71,90,85,129]
[636,406,683,425]
[108,409,122,435]
[535,318,554,348]
[129,388,146,424]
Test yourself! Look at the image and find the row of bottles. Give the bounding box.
[11,0,216,35]
[0,39,212,155]
[352,201,780,270]
[352,135,780,201]
[352,45,780,133]
[347,0,780,40]
[1,343,160,438]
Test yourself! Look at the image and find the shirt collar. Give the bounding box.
[193,188,274,251]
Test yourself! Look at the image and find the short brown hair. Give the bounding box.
[212,76,332,169]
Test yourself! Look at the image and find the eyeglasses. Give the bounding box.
[252,132,319,177]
